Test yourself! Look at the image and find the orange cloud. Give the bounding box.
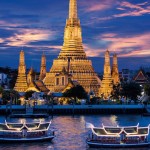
[0,38,4,43]
[119,49,150,57]
[5,28,56,47]
[99,32,150,57]
[83,44,104,57]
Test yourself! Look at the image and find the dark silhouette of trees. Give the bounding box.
[63,85,87,103]
[144,84,150,96]
[120,82,142,100]
[25,90,35,100]
[2,90,19,104]
[111,84,122,100]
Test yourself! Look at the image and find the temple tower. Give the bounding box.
[39,53,46,80]
[14,50,28,92]
[44,0,101,95]
[27,67,35,85]
[99,50,113,98]
[112,53,120,85]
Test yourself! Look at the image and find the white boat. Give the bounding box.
[85,122,150,148]
[0,120,54,142]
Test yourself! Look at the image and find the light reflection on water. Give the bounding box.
[0,114,150,150]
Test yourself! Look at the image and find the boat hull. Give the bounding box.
[0,135,55,143]
[87,141,150,148]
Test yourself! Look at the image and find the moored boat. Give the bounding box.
[0,120,55,142]
[85,122,150,148]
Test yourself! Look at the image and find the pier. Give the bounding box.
[0,104,147,115]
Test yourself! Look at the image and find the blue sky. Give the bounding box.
[0,0,150,72]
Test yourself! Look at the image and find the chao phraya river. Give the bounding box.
[0,114,150,150]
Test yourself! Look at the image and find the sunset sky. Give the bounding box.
[0,0,150,72]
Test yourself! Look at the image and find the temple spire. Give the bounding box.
[14,50,28,92]
[112,53,120,85]
[69,0,78,19]
[39,53,46,80]
[19,50,25,67]
[99,50,113,98]
[44,0,101,96]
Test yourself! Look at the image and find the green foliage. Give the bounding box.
[111,84,122,100]
[0,67,18,89]
[0,86,3,94]
[2,89,19,104]
[90,97,98,104]
[63,85,87,102]
[25,90,35,100]
[144,84,150,96]
[120,81,142,100]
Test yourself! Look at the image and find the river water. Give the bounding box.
[0,114,150,150]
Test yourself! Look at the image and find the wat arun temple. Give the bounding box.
[44,0,101,95]
[14,0,120,97]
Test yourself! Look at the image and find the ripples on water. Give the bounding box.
[0,114,150,150]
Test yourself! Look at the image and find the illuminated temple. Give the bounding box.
[14,50,28,92]
[44,0,101,95]
[112,53,120,85]
[99,50,113,98]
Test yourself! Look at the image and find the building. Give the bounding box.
[27,67,36,85]
[99,50,113,98]
[119,69,131,82]
[14,51,49,94]
[133,70,150,86]
[14,50,28,92]
[0,73,7,86]
[39,53,46,80]
[44,0,101,96]
[112,53,120,85]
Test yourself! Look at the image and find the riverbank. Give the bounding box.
[0,104,147,115]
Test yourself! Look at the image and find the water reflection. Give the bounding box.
[0,115,150,150]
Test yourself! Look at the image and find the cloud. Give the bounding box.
[83,44,105,57]
[115,1,150,17]
[98,32,150,57]
[0,38,4,43]
[120,49,150,57]
[80,0,116,12]
[5,28,56,47]
[33,45,62,52]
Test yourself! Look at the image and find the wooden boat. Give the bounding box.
[0,120,54,142]
[85,122,150,148]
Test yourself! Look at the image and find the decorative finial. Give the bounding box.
[69,0,78,19]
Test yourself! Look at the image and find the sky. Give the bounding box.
[0,0,150,72]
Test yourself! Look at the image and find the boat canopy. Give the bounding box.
[0,120,51,132]
[86,122,149,137]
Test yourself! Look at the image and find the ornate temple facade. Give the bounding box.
[99,50,113,98]
[39,53,46,80]
[14,50,28,92]
[44,0,101,95]
[27,67,35,85]
[112,53,120,85]
[14,51,49,93]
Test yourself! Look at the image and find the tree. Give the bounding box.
[144,84,150,96]
[24,90,35,100]
[0,86,3,94]
[120,81,142,100]
[111,84,122,100]
[2,90,19,104]
[63,85,87,103]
